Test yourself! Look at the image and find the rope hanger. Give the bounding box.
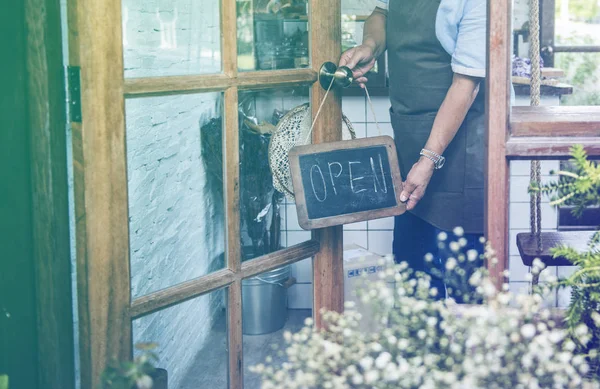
[528,0,543,253]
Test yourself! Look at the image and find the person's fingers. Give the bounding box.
[400,180,416,203]
[406,188,424,211]
[351,58,376,78]
[341,49,364,71]
[355,76,369,85]
[338,48,356,67]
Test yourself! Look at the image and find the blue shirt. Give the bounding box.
[376,0,486,78]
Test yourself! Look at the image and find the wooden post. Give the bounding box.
[68,0,131,385]
[310,0,344,327]
[26,0,76,386]
[485,0,512,290]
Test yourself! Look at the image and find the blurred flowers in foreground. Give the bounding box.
[251,230,600,389]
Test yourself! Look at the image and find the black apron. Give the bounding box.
[387,0,485,234]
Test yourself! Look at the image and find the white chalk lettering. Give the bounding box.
[348,161,367,194]
[370,154,388,193]
[310,165,327,202]
[327,162,343,195]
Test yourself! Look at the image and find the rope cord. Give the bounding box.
[529,0,543,252]
[303,79,382,144]
[364,85,382,136]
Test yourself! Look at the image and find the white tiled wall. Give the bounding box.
[286,95,574,309]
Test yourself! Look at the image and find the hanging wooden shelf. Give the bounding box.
[516,231,596,267]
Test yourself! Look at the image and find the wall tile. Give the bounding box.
[366,96,391,123]
[351,123,367,139]
[558,266,578,279]
[342,96,366,123]
[287,231,311,246]
[368,216,394,230]
[344,221,368,230]
[368,230,394,256]
[344,230,369,250]
[293,258,313,283]
[367,122,394,138]
[509,175,555,203]
[509,202,558,230]
[509,255,530,282]
[510,160,560,177]
[286,204,303,231]
[288,283,313,309]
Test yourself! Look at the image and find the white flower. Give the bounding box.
[359,356,374,370]
[520,323,536,339]
[452,226,464,236]
[135,375,153,389]
[351,374,364,385]
[424,253,434,262]
[364,370,379,384]
[449,242,460,253]
[438,232,448,241]
[458,237,468,247]
[375,352,392,369]
[445,257,457,270]
[466,249,478,262]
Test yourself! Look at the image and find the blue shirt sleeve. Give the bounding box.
[436,0,487,78]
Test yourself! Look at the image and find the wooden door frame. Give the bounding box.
[1,0,75,388]
[68,0,343,387]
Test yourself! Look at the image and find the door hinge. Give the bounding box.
[67,66,82,122]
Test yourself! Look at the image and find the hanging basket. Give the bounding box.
[268,103,356,198]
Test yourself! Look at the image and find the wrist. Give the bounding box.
[419,155,436,169]
[362,38,378,57]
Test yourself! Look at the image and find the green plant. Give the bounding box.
[531,145,600,371]
[100,343,158,389]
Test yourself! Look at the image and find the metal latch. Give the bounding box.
[67,66,82,122]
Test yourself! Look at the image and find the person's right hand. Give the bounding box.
[339,44,377,87]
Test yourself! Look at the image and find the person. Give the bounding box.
[339,0,488,300]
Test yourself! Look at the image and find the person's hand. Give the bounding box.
[400,158,435,211]
[339,44,377,87]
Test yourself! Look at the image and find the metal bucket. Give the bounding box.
[242,266,291,335]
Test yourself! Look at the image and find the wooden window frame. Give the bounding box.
[67,0,343,387]
[485,0,600,290]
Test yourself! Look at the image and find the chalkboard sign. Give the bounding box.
[289,136,406,230]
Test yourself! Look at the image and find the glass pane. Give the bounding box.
[126,92,225,299]
[554,0,600,46]
[555,52,600,105]
[122,0,221,78]
[237,0,309,71]
[238,87,309,262]
[242,267,311,388]
[133,289,228,389]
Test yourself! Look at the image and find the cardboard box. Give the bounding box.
[343,244,395,332]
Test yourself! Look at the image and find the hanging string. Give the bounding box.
[529,0,543,252]
[364,85,382,136]
[303,76,336,144]
[303,78,382,144]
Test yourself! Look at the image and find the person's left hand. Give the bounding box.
[400,158,435,210]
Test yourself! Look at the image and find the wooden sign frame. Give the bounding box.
[289,135,406,230]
